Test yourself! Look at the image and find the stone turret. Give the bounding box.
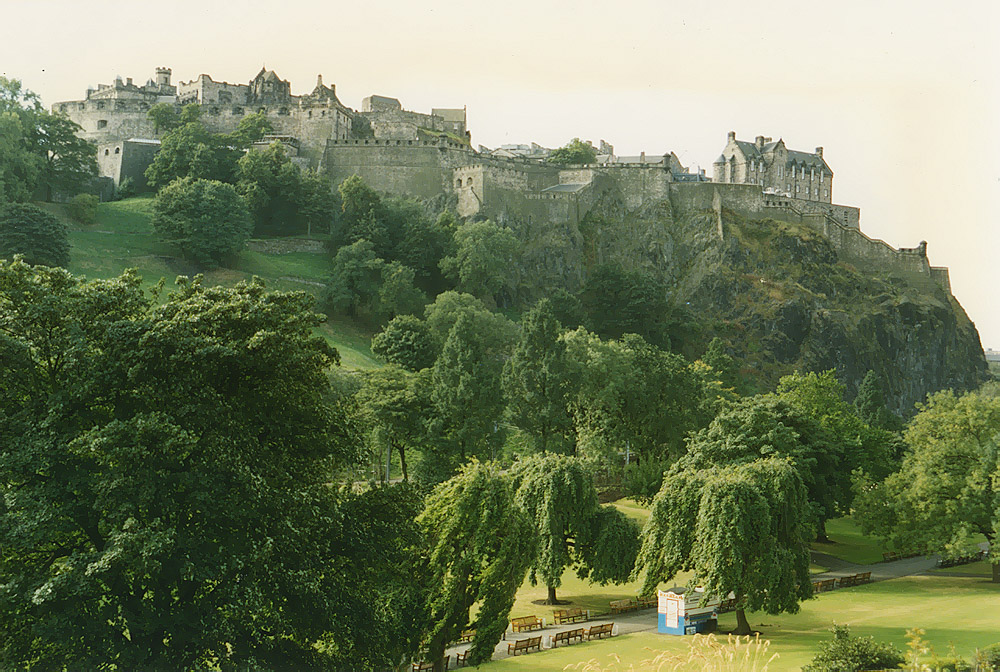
[155,67,171,87]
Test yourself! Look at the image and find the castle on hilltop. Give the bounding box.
[54,66,951,295]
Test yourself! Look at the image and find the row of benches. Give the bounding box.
[508,623,615,656]
[812,571,872,593]
[882,550,920,562]
[609,596,657,614]
[937,549,987,568]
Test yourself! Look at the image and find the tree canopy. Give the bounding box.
[635,456,812,635]
[1,76,96,202]
[418,461,533,671]
[439,220,519,308]
[510,454,639,604]
[0,202,71,267]
[854,387,1000,582]
[236,142,333,236]
[547,137,597,165]
[150,177,252,267]
[0,262,431,669]
[503,299,577,454]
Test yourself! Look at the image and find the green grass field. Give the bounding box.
[486,576,1000,671]
[809,516,886,565]
[62,197,379,369]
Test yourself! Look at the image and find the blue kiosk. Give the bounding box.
[657,587,720,635]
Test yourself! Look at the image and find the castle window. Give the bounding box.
[233,107,244,115]
[96,101,105,110]
[778,166,783,178]
[97,119,107,129]
[786,183,791,192]
[796,184,800,193]
[114,147,120,154]
[810,168,815,180]
[820,172,824,183]
[824,189,829,198]
[104,149,109,156]
[456,179,462,188]
[467,178,473,186]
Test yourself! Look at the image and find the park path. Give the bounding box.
[441,544,991,667]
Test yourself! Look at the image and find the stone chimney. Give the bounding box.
[316,74,324,88]
[727,131,736,142]
[640,151,646,162]
[126,77,133,87]
[755,135,765,149]
[815,146,823,158]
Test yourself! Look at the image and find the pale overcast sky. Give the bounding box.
[3,0,998,347]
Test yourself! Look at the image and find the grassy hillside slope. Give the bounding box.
[63,197,379,369]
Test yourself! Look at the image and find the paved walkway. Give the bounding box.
[439,544,991,668]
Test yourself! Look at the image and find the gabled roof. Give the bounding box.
[733,140,762,160]
[786,149,830,172]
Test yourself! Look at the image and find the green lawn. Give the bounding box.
[63,197,379,369]
[484,576,1000,671]
[929,560,994,576]
[809,516,886,565]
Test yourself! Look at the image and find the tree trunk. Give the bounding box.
[992,557,999,584]
[815,518,829,543]
[546,585,559,604]
[733,607,752,635]
[397,443,408,481]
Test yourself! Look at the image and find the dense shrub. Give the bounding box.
[976,643,1000,671]
[0,202,70,267]
[151,177,251,268]
[803,625,904,672]
[67,193,98,225]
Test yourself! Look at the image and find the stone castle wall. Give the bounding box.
[323,138,474,199]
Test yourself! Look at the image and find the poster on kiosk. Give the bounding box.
[657,587,720,635]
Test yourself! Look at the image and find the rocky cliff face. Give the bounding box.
[512,191,988,415]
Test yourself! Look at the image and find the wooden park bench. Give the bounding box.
[552,628,585,647]
[882,551,901,563]
[637,595,658,609]
[507,635,542,655]
[812,578,837,593]
[412,655,448,671]
[856,571,872,584]
[553,607,587,624]
[457,629,475,643]
[609,599,637,614]
[510,615,543,632]
[838,574,857,588]
[455,650,469,667]
[717,597,738,613]
[585,623,615,640]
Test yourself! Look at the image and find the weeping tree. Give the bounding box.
[511,454,640,604]
[418,461,534,672]
[635,457,812,635]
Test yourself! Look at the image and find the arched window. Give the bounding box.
[467,178,473,186]
[104,148,109,156]
[456,179,462,188]
[114,147,120,154]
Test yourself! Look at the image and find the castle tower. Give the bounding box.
[155,67,171,87]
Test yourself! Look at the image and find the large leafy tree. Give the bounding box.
[503,299,577,454]
[564,329,724,465]
[145,111,270,189]
[776,370,900,537]
[0,262,422,669]
[681,394,842,537]
[236,142,333,236]
[354,365,433,482]
[371,314,438,371]
[0,203,70,267]
[439,220,519,308]
[418,461,534,672]
[26,110,98,201]
[510,455,639,604]
[430,312,509,466]
[151,177,252,267]
[635,457,812,635]
[547,137,597,165]
[1,77,95,202]
[854,387,1000,582]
